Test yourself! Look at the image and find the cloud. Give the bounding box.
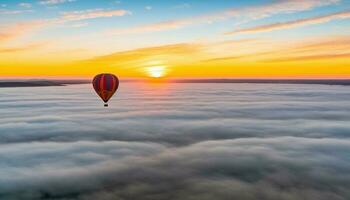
[0,8,130,44]
[174,3,191,9]
[198,36,350,64]
[39,0,75,5]
[145,6,152,11]
[226,10,350,35]
[260,36,350,62]
[0,83,349,199]
[265,52,350,62]
[0,9,33,15]
[238,0,340,19]
[202,55,249,62]
[1,83,350,145]
[59,9,131,22]
[77,36,350,74]
[0,138,349,199]
[0,21,44,44]
[67,22,89,28]
[107,0,339,35]
[83,42,202,67]
[18,3,32,8]
[0,42,47,53]
[107,19,192,34]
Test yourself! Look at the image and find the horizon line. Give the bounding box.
[2,78,350,87]
[1,76,350,80]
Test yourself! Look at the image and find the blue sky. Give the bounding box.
[1,0,348,42]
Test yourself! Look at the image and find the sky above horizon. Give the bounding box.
[0,0,350,78]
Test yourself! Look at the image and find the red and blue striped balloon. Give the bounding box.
[92,73,119,107]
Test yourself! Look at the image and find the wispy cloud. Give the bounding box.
[18,3,32,8]
[82,35,350,70]
[108,0,339,35]
[201,36,350,63]
[0,21,44,44]
[0,42,47,53]
[107,19,192,34]
[0,8,130,44]
[264,36,350,62]
[266,53,350,62]
[238,0,340,20]
[174,3,191,9]
[84,42,202,67]
[39,0,75,5]
[67,22,89,28]
[59,9,131,22]
[0,9,33,15]
[226,10,350,35]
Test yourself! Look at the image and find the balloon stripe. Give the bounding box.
[104,74,109,91]
[93,75,101,92]
[104,75,108,101]
[106,74,112,91]
[105,75,110,100]
[111,75,117,94]
[116,76,119,90]
[96,76,101,92]
[100,74,105,102]
[110,75,114,91]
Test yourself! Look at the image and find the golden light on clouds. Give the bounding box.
[1,36,349,78]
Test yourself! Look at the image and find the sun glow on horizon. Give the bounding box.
[147,66,167,78]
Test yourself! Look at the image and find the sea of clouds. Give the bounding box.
[0,83,349,200]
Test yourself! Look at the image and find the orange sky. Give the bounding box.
[1,36,349,78]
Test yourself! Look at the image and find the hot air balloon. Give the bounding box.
[92,73,119,107]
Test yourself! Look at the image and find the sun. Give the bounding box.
[147,66,166,78]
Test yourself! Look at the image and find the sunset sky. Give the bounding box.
[0,0,350,78]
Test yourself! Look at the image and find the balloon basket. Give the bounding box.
[104,103,108,107]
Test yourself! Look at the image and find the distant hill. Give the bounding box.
[0,80,90,88]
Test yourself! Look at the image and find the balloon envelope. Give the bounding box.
[92,73,119,105]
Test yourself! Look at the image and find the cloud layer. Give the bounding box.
[0,83,350,199]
